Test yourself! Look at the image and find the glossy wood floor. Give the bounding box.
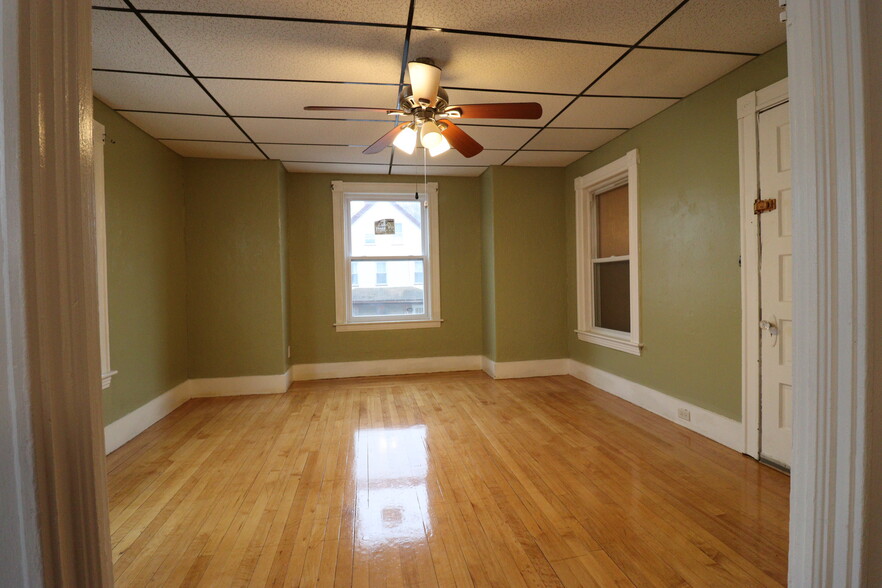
[107,371,789,587]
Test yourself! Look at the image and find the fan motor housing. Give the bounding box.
[399,85,449,115]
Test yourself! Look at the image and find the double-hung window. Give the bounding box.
[574,149,642,355]
[332,181,441,332]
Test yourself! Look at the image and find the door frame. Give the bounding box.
[737,78,789,460]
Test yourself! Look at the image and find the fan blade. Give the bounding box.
[407,60,442,107]
[446,102,542,120]
[441,120,483,158]
[363,123,409,155]
[305,106,401,114]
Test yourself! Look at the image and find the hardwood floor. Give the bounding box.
[107,371,789,587]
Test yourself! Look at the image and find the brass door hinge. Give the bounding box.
[754,198,777,215]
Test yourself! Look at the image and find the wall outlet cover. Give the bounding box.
[677,408,691,421]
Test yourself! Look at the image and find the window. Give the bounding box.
[332,181,442,332]
[574,149,642,355]
[94,120,117,387]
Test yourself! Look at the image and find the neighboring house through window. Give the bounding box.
[332,181,442,332]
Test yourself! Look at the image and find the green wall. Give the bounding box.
[482,167,568,362]
[184,159,288,377]
[94,100,188,425]
[287,173,483,364]
[565,45,789,420]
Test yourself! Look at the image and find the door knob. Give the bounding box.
[760,318,779,346]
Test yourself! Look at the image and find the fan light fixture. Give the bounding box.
[419,120,444,150]
[392,123,417,154]
[428,135,451,157]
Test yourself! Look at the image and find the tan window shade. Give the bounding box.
[596,184,629,258]
[594,260,631,332]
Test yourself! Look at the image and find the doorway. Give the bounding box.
[738,79,792,470]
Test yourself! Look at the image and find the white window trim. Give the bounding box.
[94,120,116,388]
[331,181,442,332]
[574,149,642,355]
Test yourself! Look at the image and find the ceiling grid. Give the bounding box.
[92,0,785,175]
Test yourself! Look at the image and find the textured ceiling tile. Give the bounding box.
[261,144,390,164]
[161,140,263,159]
[550,96,677,128]
[92,9,185,74]
[93,1,127,7]
[119,111,248,141]
[644,0,786,54]
[146,14,403,82]
[407,30,625,95]
[589,48,753,97]
[202,79,400,118]
[440,89,571,127]
[413,0,682,45]
[392,147,513,166]
[524,128,624,151]
[505,150,588,167]
[391,166,486,177]
[237,118,399,145]
[452,124,536,150]
[283,162,389,174]
[93,71,222,114]
[133,0,412,25]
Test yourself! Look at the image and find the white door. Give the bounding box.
[758,102,793,468]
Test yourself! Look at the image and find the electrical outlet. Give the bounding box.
[677,408,691,422]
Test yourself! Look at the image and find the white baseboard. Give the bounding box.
[567,359,744,452]
[189,371,292,397]
[104,380,190,454]
[482,357,569,379]
[290,355,482,381]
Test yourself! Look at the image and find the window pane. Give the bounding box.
[351,260,425,318]
[596,184,629,258]
[594,260,630,332]
[349,199,423,257]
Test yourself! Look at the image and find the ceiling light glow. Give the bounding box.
[420,120,444,150]
[428,135,450,157]
[393,124,417,154]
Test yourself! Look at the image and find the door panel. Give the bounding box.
[758,102,793,468]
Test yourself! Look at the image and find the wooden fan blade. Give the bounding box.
[363,123,409,155]
[305,106,401,114]
[441,120,483,158]
[446,102,542,119]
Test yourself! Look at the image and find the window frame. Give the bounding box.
[574,149,642,355]
[332,181,442,332]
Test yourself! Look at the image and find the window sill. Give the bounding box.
[335,319,442,332]
[575,330,642,356]
[101,370,118,390]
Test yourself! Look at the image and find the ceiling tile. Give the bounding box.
[550,96,677,128]
[440,89,570,127]
[120,111,248,141]
[413,0,682,45]
[145,14,404,82]
[392,147,513,167]
[283,162,389,174]
[644,0,786,54]
[237,118,399,145]
[202,79,400,119]
[505,151,588,167]
[261,144,390,164]
[161,140,263,159]
[407,29,625,95]
[92,9,185,74]
[133,0,412,26]
[452,125,535,150]
[93,1,127,7]
[589,48,753,98]
[524,128,624,151]
[391,166,486,177]
[93,71,221,114]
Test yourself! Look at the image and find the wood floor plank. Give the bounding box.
[108,371,789,587]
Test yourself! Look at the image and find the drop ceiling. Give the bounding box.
[92,0,785,177]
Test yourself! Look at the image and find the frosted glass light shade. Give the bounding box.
[428,135,450,157]
[420,120,443,150]
[407,60,441,106]
[393,124,417,154]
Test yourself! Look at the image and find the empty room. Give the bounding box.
[2,1,881,588]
